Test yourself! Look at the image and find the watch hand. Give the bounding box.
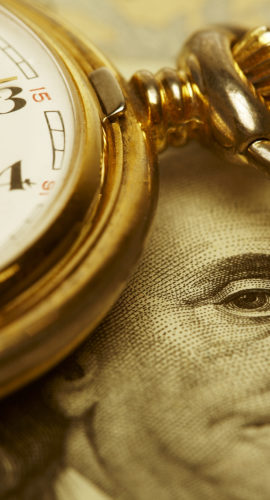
[0,76,18,84]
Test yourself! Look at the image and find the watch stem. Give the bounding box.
[130,67,203,153]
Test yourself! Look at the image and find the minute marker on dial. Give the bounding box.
[0,35,38,79]
[45,111,66,170]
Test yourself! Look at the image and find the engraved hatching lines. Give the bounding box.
[44,111,66,170]
[0,36,38,80]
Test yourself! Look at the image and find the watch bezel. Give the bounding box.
[0,1,104,296]
[0,0,158,397]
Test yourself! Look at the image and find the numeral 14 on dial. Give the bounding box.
[0,161,33,190]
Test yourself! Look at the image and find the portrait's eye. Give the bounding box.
[214,280,270,317]
[223,290,270,313]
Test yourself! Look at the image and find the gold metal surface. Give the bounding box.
[2,0,270,398]
[89,67,126,120]
[0,0,103,281]
[0,0,157,397]
[130,26,270,173]
[130,67,202,152]
[233,26,270,106]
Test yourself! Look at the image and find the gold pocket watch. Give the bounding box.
[1,0,270,397]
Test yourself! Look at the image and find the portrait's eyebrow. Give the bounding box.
[181,253,270,305]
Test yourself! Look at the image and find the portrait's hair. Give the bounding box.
[0,383,68,500]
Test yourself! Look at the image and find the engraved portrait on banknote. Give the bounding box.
[2,143,270,500]
[2,0,270,499]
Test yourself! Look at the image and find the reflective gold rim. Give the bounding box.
[0,0,103,295]
[0,0,158,397]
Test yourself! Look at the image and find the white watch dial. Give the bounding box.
[0,6,77,270]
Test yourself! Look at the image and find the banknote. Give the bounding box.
[2,1,270,499]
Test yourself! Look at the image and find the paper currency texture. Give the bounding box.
[2,1,270,499]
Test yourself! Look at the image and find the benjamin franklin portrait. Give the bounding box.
[1,141,270,499]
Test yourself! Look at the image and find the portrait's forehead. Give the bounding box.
[160,144,270,211]
[71,143,270,362]
[121,143,270,308]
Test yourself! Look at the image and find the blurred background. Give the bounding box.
[39,0,270,76]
